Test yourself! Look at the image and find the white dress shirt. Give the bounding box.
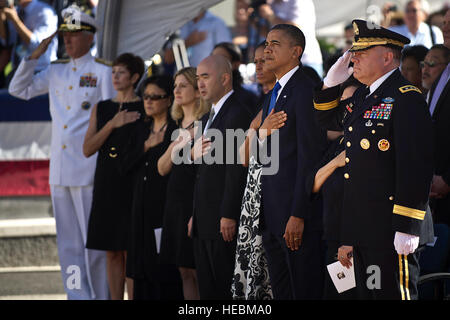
[204,89,234,134]
[271,0,323,67]
[1,0,58,71]
[389,22,444,49]
[368,68,397,96]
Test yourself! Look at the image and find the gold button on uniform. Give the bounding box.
[389,196,394,201]
[66,106,71,110]
[346,141,351,147]
[372,130,376,134]
[348,126,353,132]
[72,67,77,72]
[62,144,66,149]
[344,173,350,179]
[68,86,73,90]
[345,157,350,163]
[63,125,68,129]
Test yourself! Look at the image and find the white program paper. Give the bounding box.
[327,258,356,293]
[154,228,162,254]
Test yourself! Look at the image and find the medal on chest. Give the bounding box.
[79,73,98,88]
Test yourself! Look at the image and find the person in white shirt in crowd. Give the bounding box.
[164,10,232,68]
[8,5,115,300]
[258,0,324,77]
[390,0,443,49]
[0,0,57,73]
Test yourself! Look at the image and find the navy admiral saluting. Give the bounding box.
[8,5,115,299]
[314,19,434,299]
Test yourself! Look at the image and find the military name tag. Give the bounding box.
[79,73,97,88]
[360,138,370,150]
[378,139,390,151]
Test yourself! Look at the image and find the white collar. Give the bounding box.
[211,89,234,119]
[277,65,299,90]
[369,68,397,95]
[71,52,93,67]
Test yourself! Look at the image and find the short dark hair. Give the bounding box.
[270,24,306,51]
[141,74,174,102]
[401,45,428,65]
[213,42,242,63]
[386,45,402,62]
[113,53,145,88]
[429,44,450,63]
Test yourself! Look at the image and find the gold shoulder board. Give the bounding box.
[95,58,113,66]
[51,59,70,64]
[398,85,422,94]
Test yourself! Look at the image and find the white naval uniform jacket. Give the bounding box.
[8,52,115,186]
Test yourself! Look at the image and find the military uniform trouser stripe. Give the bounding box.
[398,254,411,300]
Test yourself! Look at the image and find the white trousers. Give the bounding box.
[50,185,110,300]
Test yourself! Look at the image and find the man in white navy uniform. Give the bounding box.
[8,5,114,300]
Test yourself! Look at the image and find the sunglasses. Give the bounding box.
[420,61,447,68]
[143,94,169,101]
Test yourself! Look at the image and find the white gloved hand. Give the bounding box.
[323,50,354,88]
[394,232,420,255]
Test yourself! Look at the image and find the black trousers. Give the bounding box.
[352,246,420,300]
[193,237,237,300]
[262,226,325,300]
[133,263,183,300]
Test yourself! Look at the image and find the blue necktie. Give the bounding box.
[267,81,281,115]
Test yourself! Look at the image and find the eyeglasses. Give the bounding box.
[143,94,169,101]
[420,61,447,68]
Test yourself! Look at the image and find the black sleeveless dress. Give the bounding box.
[86,99,144,251]
[160,124,196,268]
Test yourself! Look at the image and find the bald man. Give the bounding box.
[191,55,251,299]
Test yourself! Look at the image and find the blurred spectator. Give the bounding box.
[400,45,429,93]
[428,9,450,226]
[258,0,323,77]
[212,41,259,116]
[0,7,12,88]
[381,2,404,28]
[390,0,443,48]
[164,10,232,68]
[0,0,58,76]
[421,44,449,91]
[426,7,449,30]
[343,23,354,52]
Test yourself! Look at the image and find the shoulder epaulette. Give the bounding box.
[398,85,422,94]
[95,58,112,66]
[51,59,70,64]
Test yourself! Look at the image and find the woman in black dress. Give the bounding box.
[157,67,210,300]
[119,75,182,300]
[83,53,144,300]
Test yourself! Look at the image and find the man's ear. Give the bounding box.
[222,72,231,86]
[293,45,303,61]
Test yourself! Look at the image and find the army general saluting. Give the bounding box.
[314,20,434,299]
[8,6,114,299]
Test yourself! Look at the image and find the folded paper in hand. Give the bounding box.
[327,258,356,293]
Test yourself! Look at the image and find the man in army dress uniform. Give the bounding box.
[313,20,434,299]
[8,6,114,299]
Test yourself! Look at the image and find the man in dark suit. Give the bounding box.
[257,24,328,299]
[191,55,251,299]
[428,10,450,226]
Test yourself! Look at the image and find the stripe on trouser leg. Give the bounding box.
[398,254,405,300]
[403,254,410,300]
